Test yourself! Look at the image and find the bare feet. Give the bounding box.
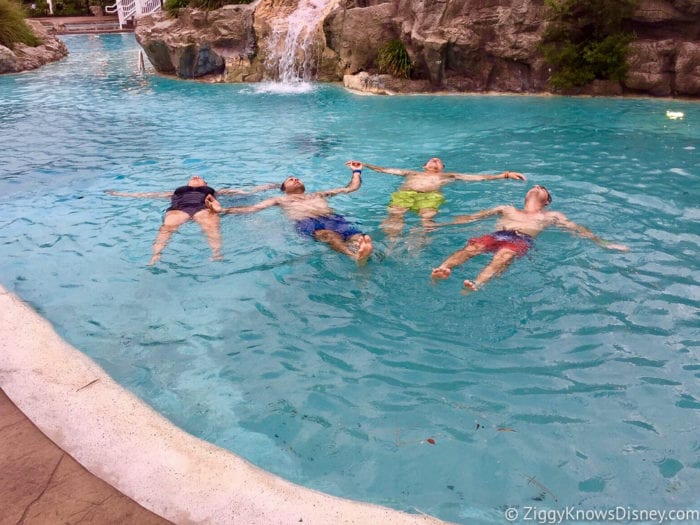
[462,279,478,292]
[148,253,161,266]
[431,266,451,279]
[356,234,373,263]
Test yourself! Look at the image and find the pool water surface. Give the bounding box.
[1,34,699,524]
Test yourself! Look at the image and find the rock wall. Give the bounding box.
[136,5,260,80]
[135,0,700,96]
[0,20,68,75]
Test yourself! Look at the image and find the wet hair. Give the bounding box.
[280,179,305,193]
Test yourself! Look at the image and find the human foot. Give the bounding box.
[356,234,373,263]
[462,279,479,292]
[431,266,451,279]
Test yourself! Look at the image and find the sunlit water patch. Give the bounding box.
[1,34,699,524]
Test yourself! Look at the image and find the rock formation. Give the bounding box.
[0,20,68,75]
[134,0,700,97]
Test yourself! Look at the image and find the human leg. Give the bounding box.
[193,210,222,261]
[149,210,190,265]
[418,207,438,229]
[314,230,372,263]
[381,206,408,240]
[431,243,484,279]
[463,248,517,291]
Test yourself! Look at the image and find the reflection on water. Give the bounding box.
[1,34,699,525]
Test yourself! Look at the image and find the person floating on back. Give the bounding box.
[222,161,372,264]
[361,157,526,242]
[430,185,629,292]
[107,176,277,265]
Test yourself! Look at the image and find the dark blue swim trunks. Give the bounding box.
[295,214,362,240]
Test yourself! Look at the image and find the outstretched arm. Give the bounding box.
[433,206,508,227]
[551,212,629,251]
[217,183,280,196]
[314,161,364,198]
[222,196,282,215]
[450,171,526,182]
[105,190,173,198]
[363,163,415,177]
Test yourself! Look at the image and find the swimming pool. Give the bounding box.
[1,34,699,524]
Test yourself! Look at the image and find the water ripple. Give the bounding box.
[1,35,699,524]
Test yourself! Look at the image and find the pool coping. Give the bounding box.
[0,285,448,524]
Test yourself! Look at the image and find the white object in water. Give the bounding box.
[666,110,684,120]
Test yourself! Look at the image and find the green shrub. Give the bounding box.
[0,0,41,48]
[377,39,413,79]
[541,0,637,89]
[164,0,188,17]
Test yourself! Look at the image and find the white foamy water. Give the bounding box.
[254,80,318,94]
[264,0,338,83]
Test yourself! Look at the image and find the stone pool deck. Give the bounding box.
[0,286,449,525]
[0,389,171,524]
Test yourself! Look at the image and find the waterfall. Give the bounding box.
[263,0,337,84]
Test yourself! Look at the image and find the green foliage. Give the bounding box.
[541,0,637,89]
[377,39,413,79]
[164,0,187,17]
[21,0,96,16]
[0,0,41,48]
[165,0,252,17]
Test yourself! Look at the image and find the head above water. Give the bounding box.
[280,176,306,194]
[187,175,207,188]
[423,157,445,172]
[526,184,552,207]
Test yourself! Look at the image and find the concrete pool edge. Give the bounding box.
[0,286,448,524]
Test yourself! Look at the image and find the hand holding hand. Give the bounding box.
[346,160,363,171]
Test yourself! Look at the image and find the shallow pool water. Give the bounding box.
[1,34,699,524]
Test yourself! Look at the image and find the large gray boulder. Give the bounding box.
[134,0,700,97]
[0,20,68,75]
[135,5,259,79]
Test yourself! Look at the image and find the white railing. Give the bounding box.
[105,0,161,29]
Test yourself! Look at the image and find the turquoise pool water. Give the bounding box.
[1,34,699,523]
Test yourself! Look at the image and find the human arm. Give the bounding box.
[205,194,222,213]
[551,212,629,251]
[450,171,526,182]
[363,163,415,177]
[433,206,508,227]
[217,183,280,196]
[222,196,282,215]
[105,190,173,198]
[314,161,364,198]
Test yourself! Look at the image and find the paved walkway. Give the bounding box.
[0,389,171,525]
[32,15,133,34]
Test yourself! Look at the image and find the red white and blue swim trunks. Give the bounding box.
[468,230,533,257]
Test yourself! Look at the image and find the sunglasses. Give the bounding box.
[533,185,552,205]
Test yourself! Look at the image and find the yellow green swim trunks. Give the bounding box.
[388,190,446,213]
